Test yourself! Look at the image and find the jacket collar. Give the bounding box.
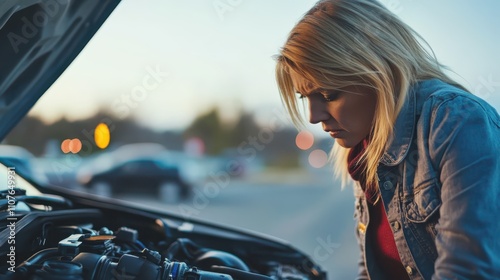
[379,82,418,166]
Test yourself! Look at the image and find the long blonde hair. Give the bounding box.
[275,0,462,191]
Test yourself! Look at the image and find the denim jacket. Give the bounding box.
[354,79,500,280]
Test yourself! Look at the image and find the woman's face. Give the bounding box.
[290,70,377,148]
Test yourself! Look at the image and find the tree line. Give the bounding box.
[3,108,305,167]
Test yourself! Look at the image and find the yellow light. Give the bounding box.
[94,123,110,149]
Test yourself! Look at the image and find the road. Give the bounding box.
[116,169,359,280]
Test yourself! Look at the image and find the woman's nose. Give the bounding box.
[308,100,330,124]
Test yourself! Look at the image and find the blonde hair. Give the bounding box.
[275,0,462,191]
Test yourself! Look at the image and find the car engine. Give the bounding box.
[0,188,326,279]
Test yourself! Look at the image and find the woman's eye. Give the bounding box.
[296,91,338,101]
[322,91,339,102]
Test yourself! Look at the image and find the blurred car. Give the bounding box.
[0,1,326,279]
[0,145,49,185]
[75,142,168,180]
[78,156,191,202]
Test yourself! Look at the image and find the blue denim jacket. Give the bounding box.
[354,79,500,280]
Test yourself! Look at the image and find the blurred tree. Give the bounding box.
[227,112,260,145]
[3,108,306,169]
[182,107,303,168]
[183,108,229,155]
[2,116,47,155]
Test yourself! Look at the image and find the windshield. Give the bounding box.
[2,1,499,278]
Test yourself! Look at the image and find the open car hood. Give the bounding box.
[0,0,121,141]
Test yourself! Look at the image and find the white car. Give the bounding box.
[0,145,49,185]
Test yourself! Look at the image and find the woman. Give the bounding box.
[275,0,500,279]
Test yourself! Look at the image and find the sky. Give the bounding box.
[29,0,500,135]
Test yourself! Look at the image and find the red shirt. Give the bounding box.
[348,140,409,279]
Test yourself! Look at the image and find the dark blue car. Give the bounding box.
[80,157,191,202]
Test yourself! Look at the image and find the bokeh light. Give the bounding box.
[184,137,205,156]
[69,138,82,153]
[295,131,314,150]
[308,149,328,168]
[61,139,71,153]
[95,123,111,149]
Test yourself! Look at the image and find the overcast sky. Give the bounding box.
[29,0,500,134]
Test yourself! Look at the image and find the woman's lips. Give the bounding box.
[329,130,344,138]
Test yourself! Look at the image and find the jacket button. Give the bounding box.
[405,266,413,275]
[393,221,401,232]
[358,222,366,235]
[382,181,393,190]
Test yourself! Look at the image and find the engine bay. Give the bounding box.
[0,187,326,279]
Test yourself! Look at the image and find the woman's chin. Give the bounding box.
[334,138,361,149]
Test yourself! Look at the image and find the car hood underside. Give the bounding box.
[0,0,121,140]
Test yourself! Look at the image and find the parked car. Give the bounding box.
[78,156,191,202]
[0,145,49,185]
[0,1,327,279]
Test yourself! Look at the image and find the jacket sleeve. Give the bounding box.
[428,95,500,279]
